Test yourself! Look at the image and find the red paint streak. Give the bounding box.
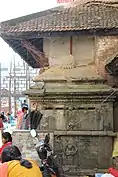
[70,36,73,55]
[57,0,74,3]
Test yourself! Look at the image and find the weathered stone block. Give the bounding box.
[12,130,54,165]
[54,135,113,176]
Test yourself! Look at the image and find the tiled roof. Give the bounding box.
[1,0,118,34]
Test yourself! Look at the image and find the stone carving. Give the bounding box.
[64,138,78,167]
[65,143,78,156]
[65,108,104,131]
[54,135,112,175]
[54,137,64,166]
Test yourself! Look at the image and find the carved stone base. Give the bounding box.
[25,78,117,176]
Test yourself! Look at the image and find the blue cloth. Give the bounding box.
[95,173,104,177]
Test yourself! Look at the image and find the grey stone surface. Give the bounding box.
[12,130,54,165]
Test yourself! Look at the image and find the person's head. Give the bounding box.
[22,106,28,113]
[2,132,12,144]
[0,115,2,121]
[7,112,11,116]
[2,112,4,116]
[0,113,4,120]
[1,145,32,169]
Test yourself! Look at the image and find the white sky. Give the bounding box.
[0,0,59,68]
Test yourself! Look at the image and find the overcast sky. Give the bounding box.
[0,0,59,68]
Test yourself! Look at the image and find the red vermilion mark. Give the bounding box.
[57,0,74,3]
[70,36,73,55]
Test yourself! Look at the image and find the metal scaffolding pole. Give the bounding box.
[0,63,1,112]
[8,61,12,113]
[13,56,17,117]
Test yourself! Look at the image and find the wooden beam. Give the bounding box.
[2,38,38,68]
[21,39,49,68]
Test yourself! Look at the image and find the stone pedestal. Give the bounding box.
[25,76,116,176]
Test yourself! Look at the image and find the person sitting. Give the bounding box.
[0,145,43,177]
[0,132,12,158]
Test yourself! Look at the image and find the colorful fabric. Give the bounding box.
[0,159,43,177]
[8,115,14,124]
[0,142,12,155]
[16,112,23,129]
[0,162,8,177]
[109,168,118,177]
[0,121,3,129]
[112,139,118,158]
[7,159,42,177]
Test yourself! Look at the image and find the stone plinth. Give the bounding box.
[25,78,116,176]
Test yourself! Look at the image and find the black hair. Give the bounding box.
[0,114,4,120]
[1,145,32,169]
[2,132,12,143]
[22,107,28,112]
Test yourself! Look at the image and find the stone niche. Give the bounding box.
[25,81,116,176]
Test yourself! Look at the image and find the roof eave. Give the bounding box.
[1,28,118,40]
[1,37,40,68]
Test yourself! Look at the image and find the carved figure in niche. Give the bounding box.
[54,137,63,166]
[64,138,78,166]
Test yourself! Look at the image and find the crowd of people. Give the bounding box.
[1,101,118,177]
[0,112,15,130]
[0,98,44,177]
[0,132,43,177]
[0,100,29,132]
